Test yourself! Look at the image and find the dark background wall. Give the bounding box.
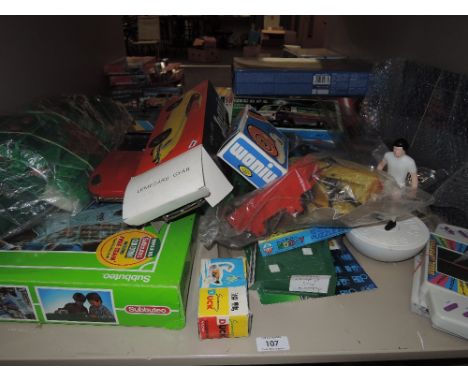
[0,16,125,114]
[2,15,468,114]
[325,16,468,75]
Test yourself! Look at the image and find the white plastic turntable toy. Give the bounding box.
[346,216,430,262]
[411,223,468,340]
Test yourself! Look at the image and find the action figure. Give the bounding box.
[377,138,418,189]
[377,138,418,231]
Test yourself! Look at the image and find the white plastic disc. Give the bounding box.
[346,217,430,262]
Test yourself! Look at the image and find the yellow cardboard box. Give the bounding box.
[197,258,251,339]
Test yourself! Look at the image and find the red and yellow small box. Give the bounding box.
[197,258,251,339]
[198,286,250,339]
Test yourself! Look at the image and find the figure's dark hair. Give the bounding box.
[73,292,86,302]
[86,292,102,303]
[392,138,409,152]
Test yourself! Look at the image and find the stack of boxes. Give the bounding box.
[187,36,220,63]
[104,56,184,131]
[230,56,371,146]
[211,53,376,309]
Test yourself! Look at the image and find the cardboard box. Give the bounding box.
[215,87,234,123]
[217,106,288,188]
[0,214,196,329]
[243,45,261,57]
[123,81,233,226]
[202,36,217,49]
[263,16,281,30]
[197,258,251,339]
[89,150,143,202]
[233,57,372,96]
[258,226,350,257]
[137,16,160,41]
[187,48,220,63]
[253,240,337,297]
[104,56,157,75]
[192,36,217,49]
[232,96,353,145]
[254,238,377,304]
[282,46,346,59]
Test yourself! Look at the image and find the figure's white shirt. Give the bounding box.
[383,151,417,187]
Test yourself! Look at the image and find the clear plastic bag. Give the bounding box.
[199,154,433,249]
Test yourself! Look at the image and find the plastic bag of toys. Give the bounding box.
[199,154,433,248]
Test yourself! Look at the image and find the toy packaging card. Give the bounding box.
[136,80,229,175]
[198,258,251,339]
[5,202,128,252]
[253,240,337,297]
[231,96,344,143]
[0,214,196,329]
[258,226,350,257]
[123,80,233,226]
[217,105,289,189]
[255,238,377,304]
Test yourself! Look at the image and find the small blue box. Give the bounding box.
[217,106,288,188]
[258,227,350,257]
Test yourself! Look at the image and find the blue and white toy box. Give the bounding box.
[199,258,247,289]
[233,57,372,97]
[258,226,350,257]
[217,106,288,188]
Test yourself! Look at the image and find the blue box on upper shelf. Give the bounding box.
[233,57,372,97]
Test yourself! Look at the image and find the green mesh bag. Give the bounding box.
[0,95,132,239]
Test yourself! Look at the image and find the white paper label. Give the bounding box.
[302,247,313,255]
[256,336,290,352]
[289,275,330,293]
[328,239,341,250]
[268,264,280,273]
[313,74,331,85]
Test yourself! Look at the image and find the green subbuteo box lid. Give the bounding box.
[0,214,196,329]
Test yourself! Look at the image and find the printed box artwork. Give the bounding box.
[231,96,350,144]
[198,258,251,339]
[0,214,196,329]
[217,105,289,189]
[255,238,378,304]
[233,57,372,97]
[258,226,350,257]
[253,240,337,297]
[123,80,233,225]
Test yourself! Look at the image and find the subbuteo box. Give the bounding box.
[123,80,233,226]
[217,106,289,189]
[0,214,196,329]
[197,258,251,339]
